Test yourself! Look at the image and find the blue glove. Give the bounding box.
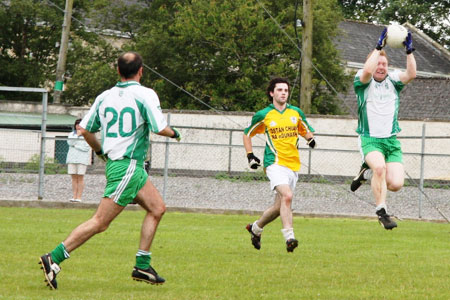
[376,27,387,50]
[404,32,415,54]
[171,127,181,142]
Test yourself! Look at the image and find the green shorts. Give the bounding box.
[103,159,147,206]
[359,135,403,163]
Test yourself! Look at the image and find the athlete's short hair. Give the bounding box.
[367,49,389,64]
[266,77,290,101]
[118,52,143,79]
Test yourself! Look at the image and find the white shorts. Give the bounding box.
[266,164,299,191]
[68,163,87,175]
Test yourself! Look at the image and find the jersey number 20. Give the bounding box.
[104,107,136,138]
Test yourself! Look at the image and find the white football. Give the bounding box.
[386,24,408,49]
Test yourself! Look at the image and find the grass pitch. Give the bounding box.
[0,207,448,300]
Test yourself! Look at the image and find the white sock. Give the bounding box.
[136,250,151,257]
[375,203,387,213]
[281,228,295,241]
[364,169,373,180]
[251,221,263,236]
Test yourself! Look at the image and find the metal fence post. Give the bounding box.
[38,91,48,200]
[308,147,312,175]
[228,130,233,174]
[162,113,171,201]
[0,86,48,199]
[418,123,426,218]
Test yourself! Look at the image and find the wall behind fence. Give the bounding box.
[147,113,450,180]
[1,112,449,180]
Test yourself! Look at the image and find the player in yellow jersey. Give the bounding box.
[243,77,315,253]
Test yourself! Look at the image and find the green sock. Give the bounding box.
[135,250,151,269]
[50,242,70,265]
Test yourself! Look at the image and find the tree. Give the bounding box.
[310,0,353,114]
[0,0,61,101]
[63,36,120,106]
[133,0,286,111]
[0,0,119,103]
[86,0,153,39]
[118,0,348,113]
[1,0,352,114]
[129,0,351,113]
[338,0,450,49]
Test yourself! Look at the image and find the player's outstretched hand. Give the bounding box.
[404,32,415,54]
[247,152,261,169]
[171,127,181,142]
[95,150,108,162]
[307,137,316,149]
[376,27,387,50]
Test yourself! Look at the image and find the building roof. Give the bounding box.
[335,20,450,77]
[335,21,450,121]
[339,77,450,121]
[0,111,76,131]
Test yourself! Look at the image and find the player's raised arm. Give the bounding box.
[399,32,417,84]
[360,28,387,84]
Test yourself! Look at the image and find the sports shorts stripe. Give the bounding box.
[103,158,148,206]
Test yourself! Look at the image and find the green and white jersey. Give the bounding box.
[354,69,405,138]
[80,81,167,162]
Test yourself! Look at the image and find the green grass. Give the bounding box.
[0,207,449,300]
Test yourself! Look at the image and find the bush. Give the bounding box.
[215,170,268,182]
[24,154,66,174]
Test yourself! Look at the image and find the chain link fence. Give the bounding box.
[0,128,92,175]
[1,125,449,182]
[1,123,449,220]
[2,87,449,222]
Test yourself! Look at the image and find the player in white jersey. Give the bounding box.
[350,27,417,229]
[39,52,181,289]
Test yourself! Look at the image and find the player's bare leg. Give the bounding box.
[39,198,124,289]
[275,184,298,252]
[248,185,293,229]
[276,184,294,229]
[386,162,404,192]
[366,151,397,229]
[246,191,281,250]
[134,179,166,252]
[257,192,282,227]
[131,178,166,285]
[365,151,387,207]
[64,198,125,252]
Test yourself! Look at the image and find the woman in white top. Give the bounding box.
[66,119,91,202]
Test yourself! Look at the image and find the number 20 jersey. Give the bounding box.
[80,81,167,161]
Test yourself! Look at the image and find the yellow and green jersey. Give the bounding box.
[244,104,314,172]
